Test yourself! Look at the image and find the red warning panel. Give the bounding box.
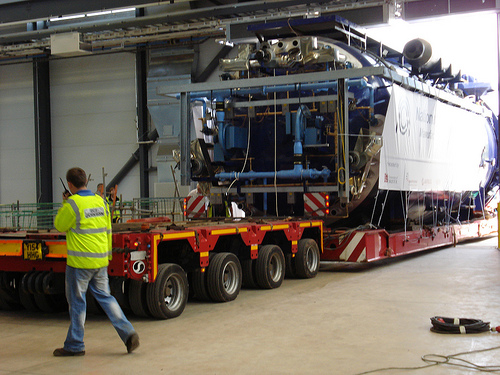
[304,193,329,216]
[184,195,206,219]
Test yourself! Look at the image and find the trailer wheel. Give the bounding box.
[295,239,320,279]
[242,259,258,288]
[0,289,21,310]
[255,245,285,289]
[285,253,297,279]
[42,272,65,295]
[128,280,151,318]
[110,278,130,311]
[34,292,67,313]
[19,273,38,312]
[0,272,21,310]
[206,252,242,302]
[1,272,21,302]
[146,263,189,319]
[192,269,210,301]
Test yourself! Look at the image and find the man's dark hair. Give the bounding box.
[66,167,87,189]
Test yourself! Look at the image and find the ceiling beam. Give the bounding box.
[404,0,499,20]
[0,0,165,24]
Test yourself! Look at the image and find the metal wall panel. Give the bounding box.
[0,62,35,204]
[50,52,140,202]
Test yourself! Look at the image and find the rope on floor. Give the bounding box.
[353,316,500,374]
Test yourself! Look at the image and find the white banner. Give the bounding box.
[379,85,490,192]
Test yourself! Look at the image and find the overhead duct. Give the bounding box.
[403,38,460,82]
[50,32,90,56]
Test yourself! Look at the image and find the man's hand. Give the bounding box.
[63,191,70,200]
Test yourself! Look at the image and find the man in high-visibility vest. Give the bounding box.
[53,167,139,356]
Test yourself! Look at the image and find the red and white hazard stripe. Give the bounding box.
[304,193,330,216]
[184,195,206,219]
[338,232,366,262]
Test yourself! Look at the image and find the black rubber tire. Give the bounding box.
[285,253,298,279]
[241,259,258,288]
[19,288,38,311]
[206,253,242,302]
[110,278,130,311]
[295,239,320,279]
[34,272,47,294]
[34,292,67,312]
[255,245,285,289]
[0,272,21,310]
[42,272,65,295]
[128,279,151,318]
[19,273,39,311]
[146,263,189,319]
[33,292,54,312]
[0,289,21,310]
[26,272,38,295]
[1,272,21,301]
[192,269,211,301]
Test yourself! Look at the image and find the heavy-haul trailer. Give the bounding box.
[322,218,497,263]
[0,218,323,319]
[0,213,495,317]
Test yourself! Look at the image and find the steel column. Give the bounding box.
[33,57,53,203]
[179,91,191,185]
[136,47,149,198]
[337,78,350,204]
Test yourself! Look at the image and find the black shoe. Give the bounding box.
[126,333,140,353]
[53,348,85,357]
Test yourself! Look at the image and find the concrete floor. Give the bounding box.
[1,237,500,375]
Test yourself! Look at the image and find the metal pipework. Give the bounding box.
[215,164,331,181]
[403,38,434,69]
[403,38,459,81]
[182,78,369,99]
[294,104,311,156]
[403,38,448,76]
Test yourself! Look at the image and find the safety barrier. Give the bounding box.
[0,202,61,231]
[0,197,186,231]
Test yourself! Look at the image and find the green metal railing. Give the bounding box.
[0,202,61,231]
[0,197,186,231]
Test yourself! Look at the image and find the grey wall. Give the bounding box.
[0,51,147,205]
[50,52,140,203]
[0,37,229,206]
[0,62,35,204]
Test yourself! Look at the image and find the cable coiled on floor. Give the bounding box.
[430,316,490,334]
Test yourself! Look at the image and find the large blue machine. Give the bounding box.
[168,16,498,229]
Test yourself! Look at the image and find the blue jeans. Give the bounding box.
[64,265,136,352]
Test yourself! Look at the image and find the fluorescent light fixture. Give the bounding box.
[86,10,112,17]
[112,8,136,14]
[49,14,85,22]
[49,7,135,22]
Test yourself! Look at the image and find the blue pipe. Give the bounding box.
[294,105,310,156]
[180,79,370,100]
[215,164,331,181]
[214,93,227,155]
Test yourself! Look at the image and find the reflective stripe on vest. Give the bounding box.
[67,249,112,258]
[67,199,110,235]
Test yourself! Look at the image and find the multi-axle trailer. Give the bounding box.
[0,218,324,318]
[0,216,495,318]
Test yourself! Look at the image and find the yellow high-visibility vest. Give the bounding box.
[55,191,112,269]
